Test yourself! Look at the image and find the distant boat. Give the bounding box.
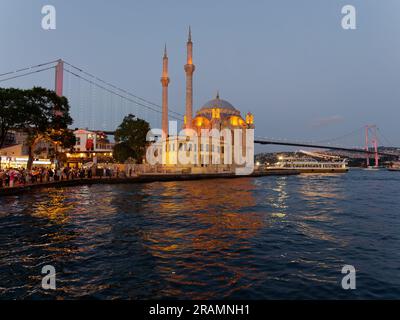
[364,166,380,171]
[268,156,349,173]
[388,162,400,172]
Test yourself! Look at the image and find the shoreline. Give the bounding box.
[0,169,299,197]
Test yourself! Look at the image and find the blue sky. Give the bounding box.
[1,0,399,148]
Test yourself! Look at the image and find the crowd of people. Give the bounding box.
[0,166,126,188]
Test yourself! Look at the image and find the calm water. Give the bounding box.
[0,169,399,299]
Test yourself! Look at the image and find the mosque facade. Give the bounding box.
[152,28,254,174]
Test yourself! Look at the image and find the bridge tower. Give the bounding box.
[55,59,64,97]
[184,26,195,129]
[161,44,170,139]
[365,125,379,168]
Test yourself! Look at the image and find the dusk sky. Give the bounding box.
[1,0,399,149]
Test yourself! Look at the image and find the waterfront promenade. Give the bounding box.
[0,169,299,197]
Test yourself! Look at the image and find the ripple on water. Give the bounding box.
[0,170,400,299]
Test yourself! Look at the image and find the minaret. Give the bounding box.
[161,44,170,139]
[184,26,195,128]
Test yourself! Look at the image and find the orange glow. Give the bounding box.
[194,116,209,127]
[212,108,220,119]
[195,118,203,127]
[246,113,254,125]
[230,116,245,126]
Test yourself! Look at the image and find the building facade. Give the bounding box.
[65,129,114,167]
[151,28,254,173]
[0,130,52,168]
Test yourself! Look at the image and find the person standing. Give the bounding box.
[0,170,4,188]
[9,170,16,187]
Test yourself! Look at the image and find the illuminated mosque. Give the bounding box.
[155,27,254,173]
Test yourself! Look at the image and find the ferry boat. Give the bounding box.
[268,156,349,173]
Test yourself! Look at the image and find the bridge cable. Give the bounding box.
[0,60,59,78]
[63,61,184,118]
[315,126,365,144]
[376,127,394,147]
[0,66,56,83]
[64,68,182,121]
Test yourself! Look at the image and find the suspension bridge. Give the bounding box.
[0,59,399,166]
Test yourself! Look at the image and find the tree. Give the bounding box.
[0,87,75,169]
[113,142,135,163]
[23,87,75,169]
[0,88,26,148]
[113,114,150,163]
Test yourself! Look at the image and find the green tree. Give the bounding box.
[0,88,26,148]
[113,114,150,163]
[0,87,75,169]
[23,87,75,169]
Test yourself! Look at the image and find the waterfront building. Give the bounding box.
[0,130,52,168]
[65,129,114,167]
[0,129,114,169]
[153,28,255,173]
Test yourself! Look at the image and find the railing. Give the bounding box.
[95,143,114,151]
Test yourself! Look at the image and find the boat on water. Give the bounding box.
[388,162,400,172]
[268,156,349,173]
[364,166,380,171]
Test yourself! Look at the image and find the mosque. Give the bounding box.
[152,28,255,174]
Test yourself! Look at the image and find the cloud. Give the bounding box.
[310,115,344,128]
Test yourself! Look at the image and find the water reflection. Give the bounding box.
[109,178,267,299]
[1,171,400,299]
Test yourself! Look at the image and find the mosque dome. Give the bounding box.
[196,93,240,118]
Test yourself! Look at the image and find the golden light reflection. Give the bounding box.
[139,178,267,299]
[25,187,117,262]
